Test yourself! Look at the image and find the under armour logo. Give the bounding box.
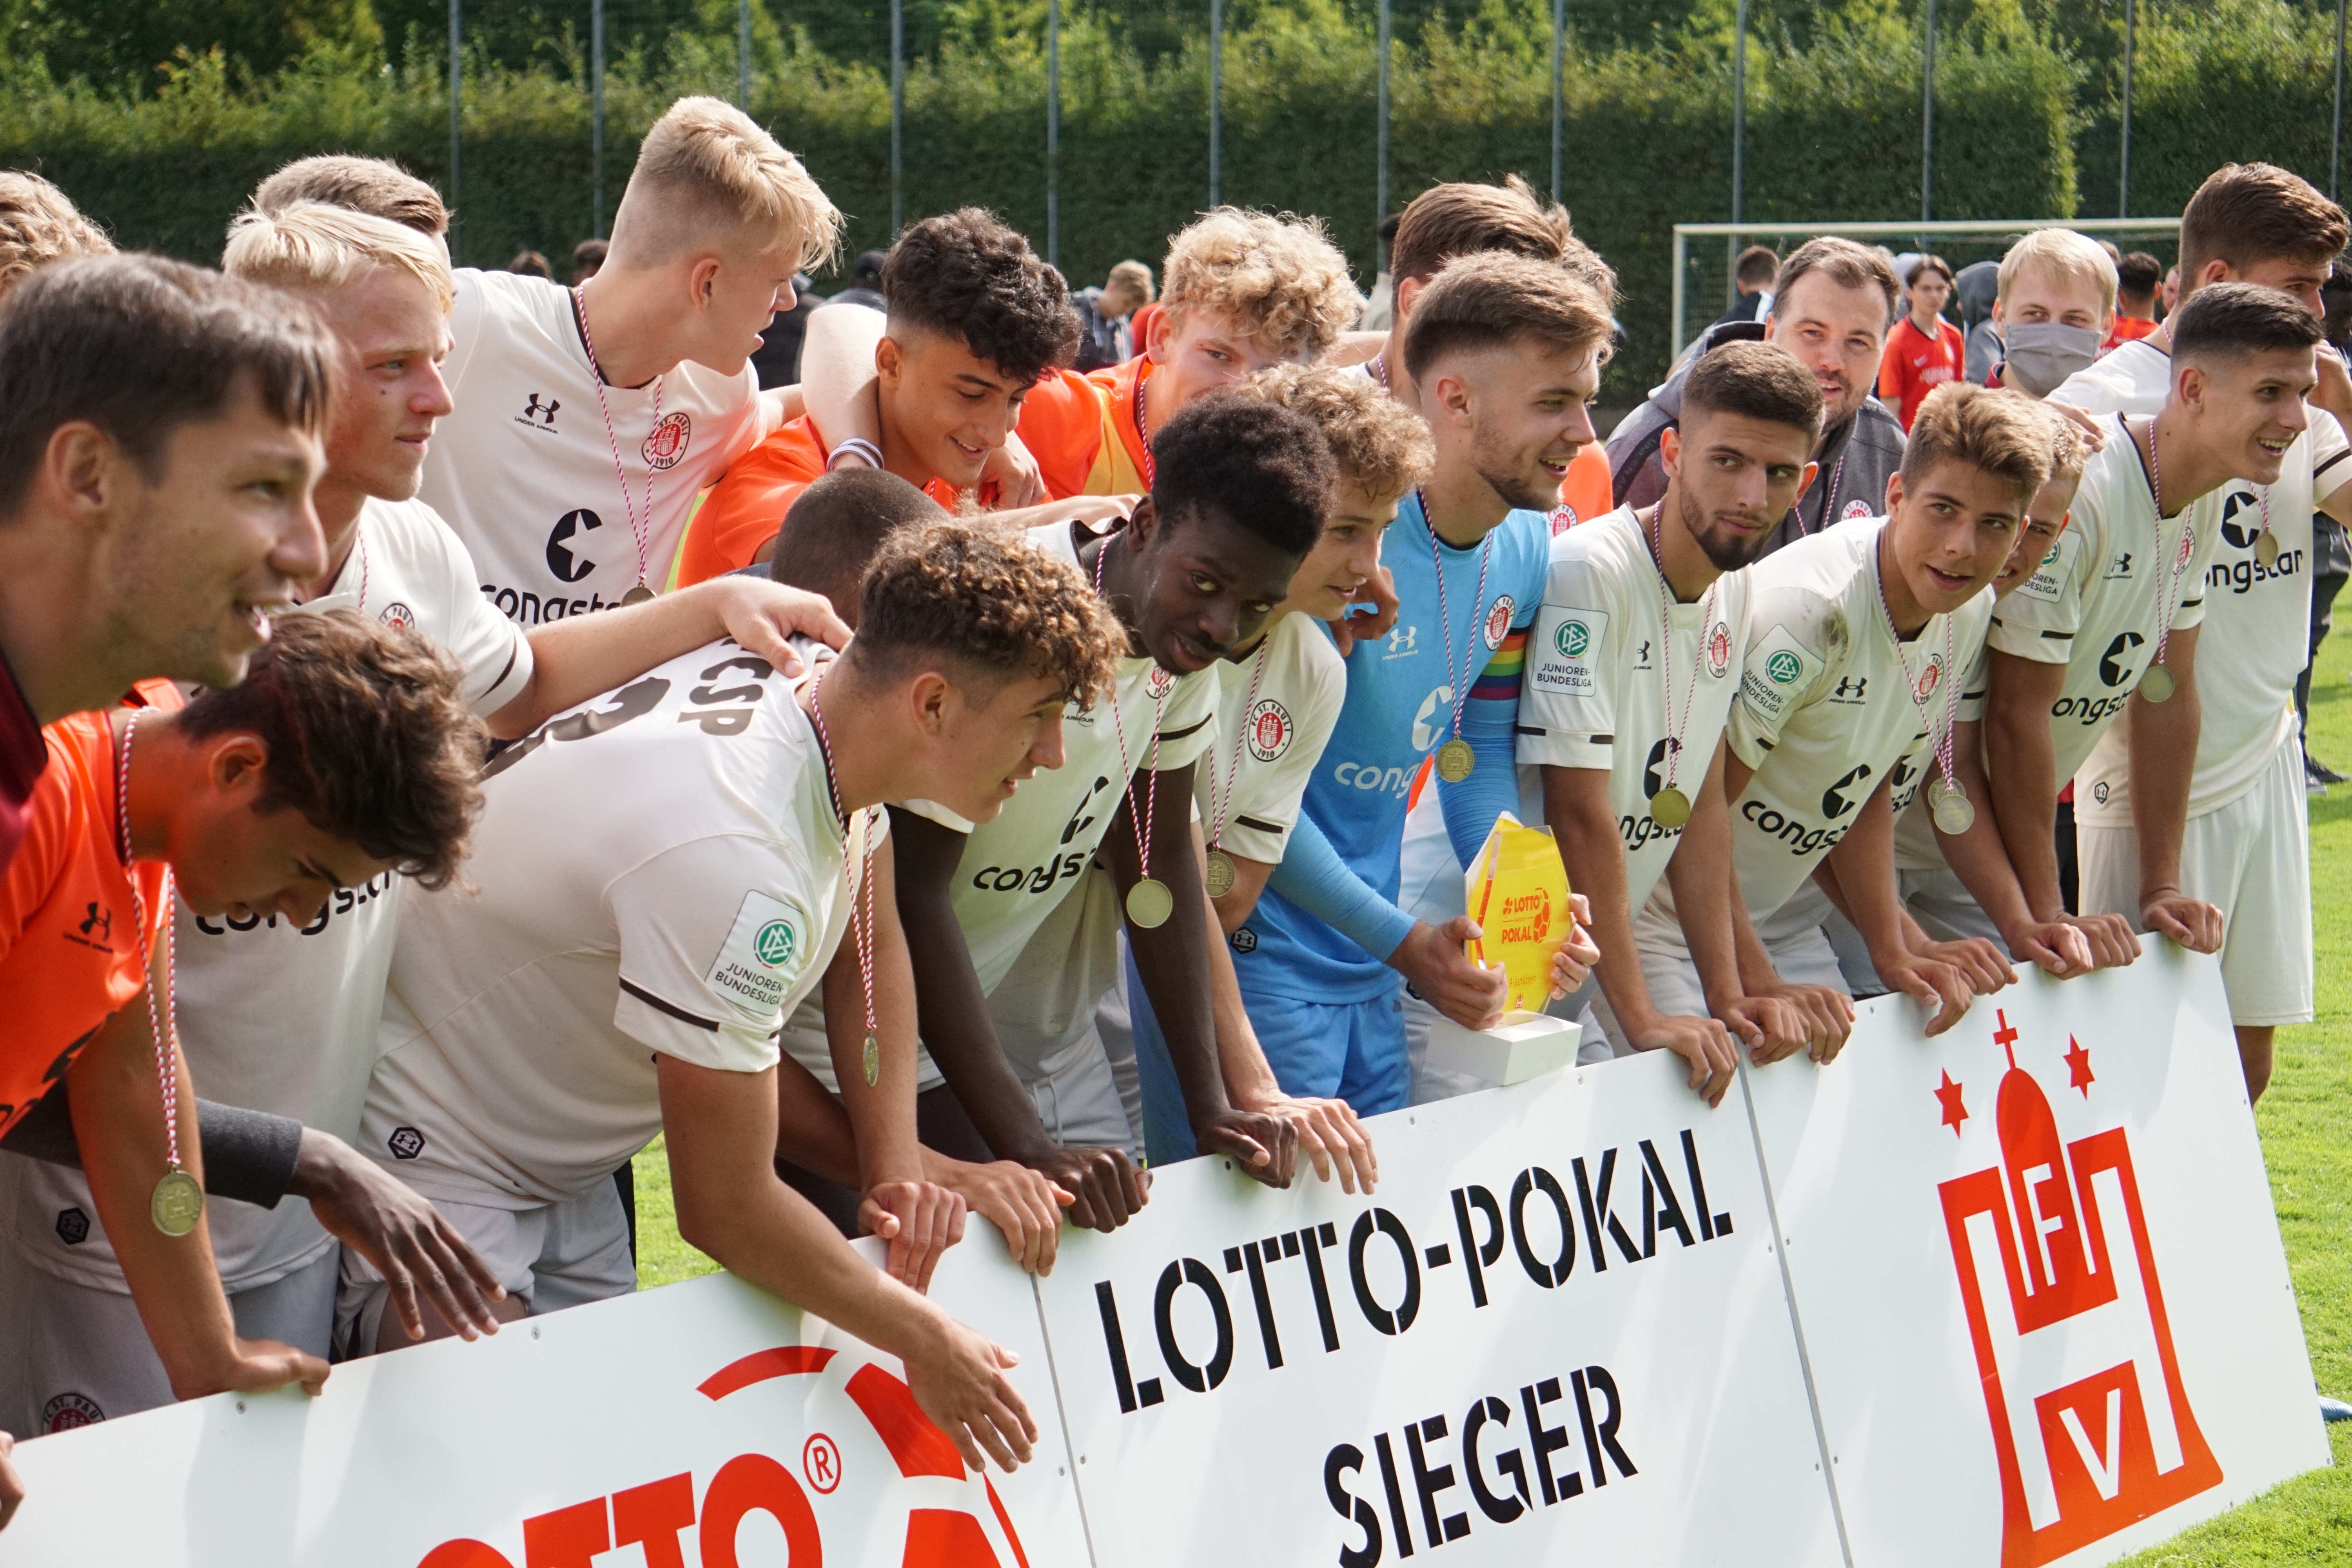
[78,903,110,941]
[523,393,559,427]
[1385,624,1419,658]
[1835,676,1869,700]
[1636,640,1653,666]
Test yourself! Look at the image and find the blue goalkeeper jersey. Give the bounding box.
[1233,494,1550,1002]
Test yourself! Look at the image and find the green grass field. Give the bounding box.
[628,633,2352,1561]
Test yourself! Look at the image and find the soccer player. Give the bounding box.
[673,207,1080,584]
[1984,229,2117,398]
[1121,365,1433,1168]
[1878,256,1965,431]
[1522,342,1826,1105]
[1985,282,2323,1063]
[1612,238,1907,552]
[1633,383,2053,1046]
[252,154,450,250]
[350,521,1123,1470]
[1230,254,1606,1113]
[2051,168,2349,1099]
[411,97,842,620]
[0,610,484,1441]
[891,399,1327,1221]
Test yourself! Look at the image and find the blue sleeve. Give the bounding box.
[1265,810,1417,962]
[1440,620,1531,866]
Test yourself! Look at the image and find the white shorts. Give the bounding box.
[0,1241,337,1438]
[1898,866,2005,946]
[334,1177,635,1356]
[2076,731,2314,1026]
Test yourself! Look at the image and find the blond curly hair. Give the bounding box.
[0,172,113,299]
[1161,208,1363,363]
[1233,363,1433,503]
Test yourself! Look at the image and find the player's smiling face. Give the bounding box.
[2185,345,2315,487]
[1147,309,1294,413]
[319,263,454,503]
[1995,467,2082,598]
[936,672,1073,823]
[1123,503,1302,675]
[1282,483,1397,621]
[1884,458,2022,620]
[1664,409,1817,572]
[877,322,1027,490]
[1463,338,1603,512]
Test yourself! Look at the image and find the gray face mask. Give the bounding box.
[2002,321,2104,397]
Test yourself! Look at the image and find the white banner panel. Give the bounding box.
[1033,1055,1844,1567]
[0,1235,1089,1566]
[1744,941,2328,1568]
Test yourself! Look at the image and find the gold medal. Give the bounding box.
[1929,778,1976,836]
[1203,848,1237,898]
[1435,738,1475,783]
[1126,876,1174,928]
[2257,532,2281,569]
[2140,664,2176,704]
[1650,786,1692,830]
[151,1169,203,1237]
[862,1031,880,1088]
[621,582,655,606]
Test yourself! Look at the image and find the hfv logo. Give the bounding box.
[1936,1010,2221,1567]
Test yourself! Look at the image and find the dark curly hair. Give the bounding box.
[851,517,1124,709]
[880,208,1079,384]
[177,609,485,890]
[1148,394,1335,560]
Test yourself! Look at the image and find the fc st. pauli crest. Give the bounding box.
[1935,1011,2221,1566]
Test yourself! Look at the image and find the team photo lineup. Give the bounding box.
[0,88,2346,1529]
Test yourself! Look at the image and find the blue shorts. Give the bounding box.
[1132,950,1409,1163]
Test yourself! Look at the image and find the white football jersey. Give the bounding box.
[0,497,534,1292]
[2055,345,2352,820]
[1985,414,2222,791]
[1710,518,1991,920]
[1518,506,1753,914]
[421,269,774,622]
[361,639,871,1207]
[1196,611,1346,866]
[902,522,1218,996]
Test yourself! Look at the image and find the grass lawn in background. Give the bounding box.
[628,635,2352,1559]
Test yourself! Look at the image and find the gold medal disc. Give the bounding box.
[151,1169,203,1237]
[2257,532,2281,569]
[621,582,656,606]
[1650,786,1692,830]
[1126,876,1175,928]
[2140,664,2176,704]
[862,1032,881,1088]
[1203,848,1237,899]
[1435,739,1475,783]
[1930,780,1976,836]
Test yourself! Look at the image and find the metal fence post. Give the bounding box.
[738,0,751,109]
[448,0,461,263]
[1047,0,1060,269]
[1550,0,1564,205]
[1731,0,1746,227]
[1376,0,1390,234]
[890,0,904,233]
[1920,0,1935,227]
[1210,0,1223,207]
[2333,0,2345,201]
[2120,0,2135,217]
[592,0,606,238]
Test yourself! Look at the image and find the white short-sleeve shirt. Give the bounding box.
[420,269,775,623]
[360,640,868,1207]
[1710,518,1991,920]
[1195,611,1346,866]
[1517,506,1752,914]
[0,497,535,1292]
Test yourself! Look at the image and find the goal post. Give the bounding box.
[1671,217,2185,363]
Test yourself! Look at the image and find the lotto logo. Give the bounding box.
[1767,650,1804,685]
[1556,620,1592,658]
[1938,1012,2221,1566]
[642,411,693,471]
[1246,699,1294,762]
[755,919,797,968]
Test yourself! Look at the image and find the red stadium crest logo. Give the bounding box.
[415,1347,1031,1568]
[1245,699,1294,762]
[1145,665,1176,700]
[1918,655,1944,701]
[1547,503,1579,536]
[42,1392,102,1434]
[643,412,693,471]
[379,601,419,632]
[1483,596,1515,651]
[1706,622,1732,678]
[1842,500,1874,523]
[1937,1011,2221,1568]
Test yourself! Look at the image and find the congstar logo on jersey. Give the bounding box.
[1740,797,1855,859]
[969,779,1111,898]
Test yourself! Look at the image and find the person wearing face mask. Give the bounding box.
[1610,238,1907,557]
[1985,229,2117,399]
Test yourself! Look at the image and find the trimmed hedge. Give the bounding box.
[0,2,2324,392]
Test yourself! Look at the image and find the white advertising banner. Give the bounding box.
[1745,940,2329,1568]
[0,948,2324,1568]
[1035,1054,1842,1567]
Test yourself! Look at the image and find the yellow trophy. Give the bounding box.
[1423,813,1583,1087]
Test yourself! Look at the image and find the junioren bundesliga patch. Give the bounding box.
[704,889,803,1015]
